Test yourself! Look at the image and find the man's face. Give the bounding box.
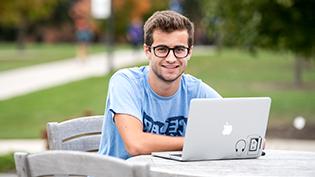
[145,29,192,83]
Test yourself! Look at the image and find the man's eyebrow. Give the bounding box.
[153,44,188,48]
[174,45,189,48]
[155,44,168,47]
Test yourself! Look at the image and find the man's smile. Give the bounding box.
[161,64,180,69]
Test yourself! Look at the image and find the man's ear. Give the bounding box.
[143,44,151,58]
[189,45,194,55]
[186,45,193,60]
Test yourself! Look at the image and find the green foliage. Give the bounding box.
[0,0,59,27]
[0,153,15,173]
[182,0,204,22]
[202,0,315,58]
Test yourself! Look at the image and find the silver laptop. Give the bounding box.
[152,97,271,161]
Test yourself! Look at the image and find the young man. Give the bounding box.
[98,10,222,159]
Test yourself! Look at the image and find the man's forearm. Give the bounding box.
[126,132,184,156]
[114,113,184,156]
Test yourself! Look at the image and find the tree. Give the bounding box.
[112,0,167,40]
[182,0,211,44]
[0,0,59,49]
[203,0,315,87]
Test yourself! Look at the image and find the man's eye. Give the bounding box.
[156,47,168,53]
[175,47,186,53]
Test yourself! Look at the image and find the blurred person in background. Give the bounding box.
[127,18,143,49]
[69,0,94,62]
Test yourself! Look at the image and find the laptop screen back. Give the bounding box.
[181,97,271,161]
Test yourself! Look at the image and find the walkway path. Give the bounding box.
[0,50,146,100]
[0,46,215,100]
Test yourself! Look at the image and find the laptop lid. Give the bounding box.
[152,97,271,161]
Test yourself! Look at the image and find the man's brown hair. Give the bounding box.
[143,10,194,47]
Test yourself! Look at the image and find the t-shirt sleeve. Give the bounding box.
[107,72,142,122]
[198,82,223,98]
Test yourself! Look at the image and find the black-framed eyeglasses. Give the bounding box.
[149,45,190,59]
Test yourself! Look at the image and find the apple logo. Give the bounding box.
[222,122,232,135]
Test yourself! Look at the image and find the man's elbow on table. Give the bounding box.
[125,140,148,156]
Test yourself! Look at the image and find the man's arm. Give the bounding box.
[114,113,184,156]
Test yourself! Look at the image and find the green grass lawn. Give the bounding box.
[0,48,314,138]
[0,73,111,138]
[0,43,130,71]
[0,153,14,173]
[187,49,315,124]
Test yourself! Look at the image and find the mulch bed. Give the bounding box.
[266,123,315,140]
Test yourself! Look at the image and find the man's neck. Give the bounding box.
[148,72,181,97]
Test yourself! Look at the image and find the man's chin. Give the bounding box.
[152,67,183,83]
[160,74,181,83]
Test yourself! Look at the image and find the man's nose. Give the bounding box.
[165,50,177,63]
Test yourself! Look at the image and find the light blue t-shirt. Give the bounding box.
[98,66,221,159]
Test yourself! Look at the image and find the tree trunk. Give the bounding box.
[16,17,26,51]
[293,56,304,88]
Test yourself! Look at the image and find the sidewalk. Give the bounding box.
[0,49,146,100]
[0,46,217,101]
